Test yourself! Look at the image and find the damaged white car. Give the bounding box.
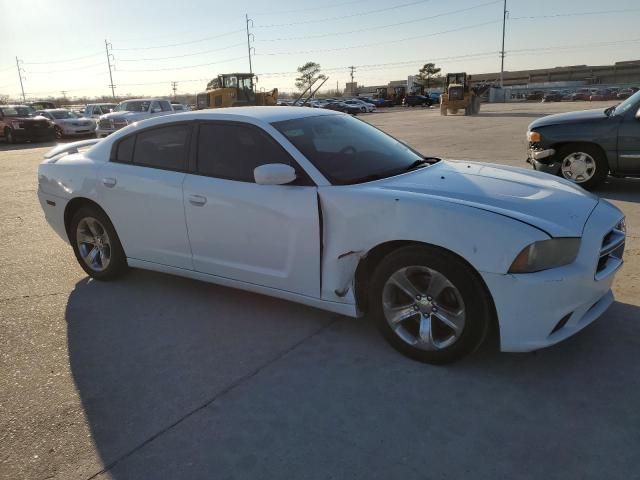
[37,107,625,364]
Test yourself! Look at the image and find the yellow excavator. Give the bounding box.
[439,73,489,116]
[195,73,278,109]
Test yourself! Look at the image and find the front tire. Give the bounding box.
[369,245,491,364]
[70,206,127,280]
[54,126,63,139]
[4,127,14,144]
[557,143,608,190]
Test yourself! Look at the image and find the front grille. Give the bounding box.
[98,119,113,129]
[595,221,625,280]
[112,121,127,129]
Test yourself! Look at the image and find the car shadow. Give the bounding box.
[598,177,640,203]
[64,267,640,478]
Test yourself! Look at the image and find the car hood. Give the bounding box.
[370,160,599,237]
[99,111,147,121]
[528,108,609,129]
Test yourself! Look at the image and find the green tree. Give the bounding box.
[417,63,442,89]
[295,62,326,92]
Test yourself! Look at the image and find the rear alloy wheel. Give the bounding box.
[557,144,608,190]
[70,206,127,280]
[369,245,491,364]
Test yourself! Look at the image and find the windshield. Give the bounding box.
[51,110,78,119]
[2,106,35,117]
[272,114,433,185]
[116,101,150,112]
[614,90,640,116]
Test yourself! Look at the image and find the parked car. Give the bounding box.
[82,103,117,119]
[542,91,563,102]
[96,98,174,137]
[427,92,442,103]
[26,101,57,110]
[403,94,433,107]
[323,102,360,115]
[0,105,55,144]
[617,87,639,100]
[527,89,640,189]
[571,88,598,101]
[171,103,190,112]
[343,99,376,112]
[526,91,545,101]
[38,107,625,364]
[35,109,96,139]
[589,89,617,101]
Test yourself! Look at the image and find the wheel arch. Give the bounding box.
[551,141,608,165]
[64,197,110,241]
[353,239,499,344]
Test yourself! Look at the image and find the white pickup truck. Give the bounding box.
[95,98,174,137]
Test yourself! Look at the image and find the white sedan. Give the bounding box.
[37,107,625,364]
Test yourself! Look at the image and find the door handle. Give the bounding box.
[188,194,207,206]
[102,177,117,188]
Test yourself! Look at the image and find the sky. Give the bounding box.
[0,0,639,100]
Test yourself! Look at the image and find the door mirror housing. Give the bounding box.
[254,163,297,185]
[635,107,640,120]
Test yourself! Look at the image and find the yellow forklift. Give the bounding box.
[439,73,489,116]
[195,73,278,109]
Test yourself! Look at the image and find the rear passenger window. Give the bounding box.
[116,135,135,163]
[132,124,190,171]
[197,123,295,182]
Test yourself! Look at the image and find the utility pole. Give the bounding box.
[171,81,178,99]
[348,66,356,96]
[15,57,26,103]
[499,0,507,88]
[105,39,116,100]
[245,14,254,75]
[61,90,67,99]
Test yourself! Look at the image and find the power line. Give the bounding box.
[116,43,245,62]
[24,62,105,74]
[117,55,247,73]
[252,0,370,16]
[511,7,640,20]
[256,20,499,55]
[21,52,103,65]
[112,29,245,51]
[255,0,433,28]
[260,0,501,42]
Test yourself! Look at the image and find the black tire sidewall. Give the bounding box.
[5,128,14,144]
[556,144,608,190]
[369,245,491,364]
[70,206,127,281]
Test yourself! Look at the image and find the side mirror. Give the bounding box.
[635,107,640,120]
[254,163,297,185]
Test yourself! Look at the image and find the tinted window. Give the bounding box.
[273,114,430,185]
[133,124,190,170]
[197,123,295,183]
[160,101,172,112]
[116,135,135,163]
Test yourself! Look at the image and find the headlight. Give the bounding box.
[615,218,626,234]
[527,131,541,142]
[508,238,580,273]
[10,121,24,129]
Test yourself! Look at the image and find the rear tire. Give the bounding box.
[369,245,491,364]
[70,206,128,281]
[4,127,14,144]
[556,143,608,190]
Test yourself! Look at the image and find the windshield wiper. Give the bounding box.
[404,157,439,171]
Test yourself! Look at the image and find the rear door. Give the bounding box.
[617,101,640,174]
[183,121,320,297]
[97,122,193,269]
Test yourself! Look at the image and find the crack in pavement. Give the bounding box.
[0,292,67,304]
[84,315,342,480]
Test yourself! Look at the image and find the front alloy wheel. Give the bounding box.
[556,144,608,190]
[369,245,491,364]
[560,152,596,184]
[382,266,465,351]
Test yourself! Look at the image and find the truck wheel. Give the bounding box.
[557,144,608,190]
[472,97,481,114]
[440,104,447,116]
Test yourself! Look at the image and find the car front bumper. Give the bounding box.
[13,127,55,142]
[63,125,95,136]
[483,200,624,352]
[527,147,561,175]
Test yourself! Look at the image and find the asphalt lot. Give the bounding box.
[1,102,639,480]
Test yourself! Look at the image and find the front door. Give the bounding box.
[97,123,193,269]
[183,121,320,297]
[617,101,640,173]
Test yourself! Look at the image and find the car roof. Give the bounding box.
[170,106,339,123]
[40,108,72,112]
[120,98,168,102]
